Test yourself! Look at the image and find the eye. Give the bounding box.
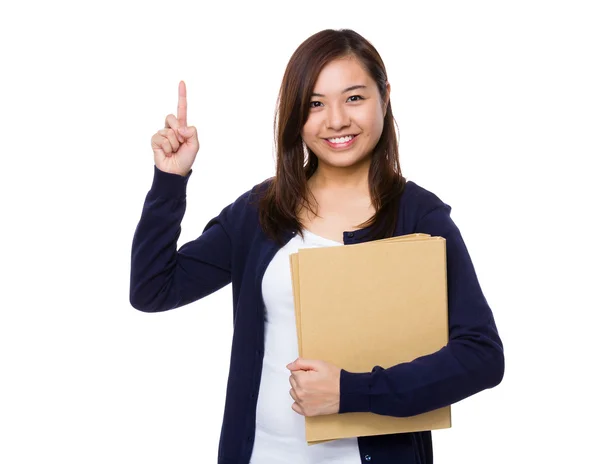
[309,96,363,108]
[347,95,364,102]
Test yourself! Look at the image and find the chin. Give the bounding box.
[317,151,372,169]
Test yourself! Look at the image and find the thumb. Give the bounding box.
[178,125,197,141]
[287,358,317,371]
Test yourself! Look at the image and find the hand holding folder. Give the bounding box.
[289,233,451,444]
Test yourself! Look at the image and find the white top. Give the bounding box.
[249,229,362,464]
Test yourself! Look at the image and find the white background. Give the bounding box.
[1,0,599,462]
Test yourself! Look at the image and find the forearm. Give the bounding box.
[339,323,504,417]
[339,203,505,416]
[130,166,191,312]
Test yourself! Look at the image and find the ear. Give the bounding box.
[383,81,391,117]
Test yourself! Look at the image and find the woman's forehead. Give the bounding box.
[312,57,375,95]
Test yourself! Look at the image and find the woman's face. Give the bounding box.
[301,56,389,170]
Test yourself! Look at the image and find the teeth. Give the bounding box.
[328,135,354,144]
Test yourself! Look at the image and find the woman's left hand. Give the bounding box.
[286,358,342,417]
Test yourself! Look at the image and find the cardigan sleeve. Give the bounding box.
[129,165,234,312]
[338,203,505,417]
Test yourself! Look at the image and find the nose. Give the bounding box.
[326,103,350,131]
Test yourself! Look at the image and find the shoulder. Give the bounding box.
[399,179,452,233]
[232,176,273,209]
[226,177,452,226]
[216,176,273,227]
[402,180,451,214]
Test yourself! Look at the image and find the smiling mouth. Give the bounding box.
[325,134,357,143]
[324,134,359,148]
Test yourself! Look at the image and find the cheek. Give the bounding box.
[356,104,382,132]
[302,115,320,136]
[300,127,311,143]
[364,109,384,136]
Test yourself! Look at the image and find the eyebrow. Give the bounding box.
[311,84,367,97]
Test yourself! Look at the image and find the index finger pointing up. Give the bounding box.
[178,80,187,128]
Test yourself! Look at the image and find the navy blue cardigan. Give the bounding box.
[130,166,504,464]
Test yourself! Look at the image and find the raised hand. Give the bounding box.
[151,80,200,176]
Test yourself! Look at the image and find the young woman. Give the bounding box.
[130,29,504,464]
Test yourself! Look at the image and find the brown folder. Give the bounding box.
[289,233,451,444]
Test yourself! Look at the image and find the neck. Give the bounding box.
[308,157,371,194]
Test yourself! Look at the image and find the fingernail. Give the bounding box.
[178,127,186,134]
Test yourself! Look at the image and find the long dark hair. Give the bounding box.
[257,29,406,246]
